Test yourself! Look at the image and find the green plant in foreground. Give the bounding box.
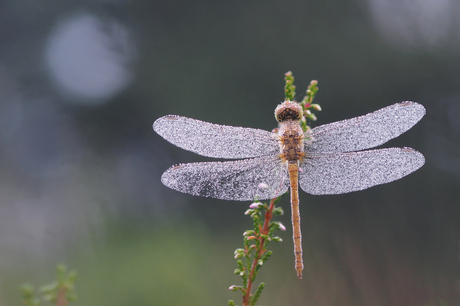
[229,72,321,306]
[228,198,285,306]
[20,264,77,306]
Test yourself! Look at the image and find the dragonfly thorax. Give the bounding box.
[278,121,305,163]
[275,100,303,122]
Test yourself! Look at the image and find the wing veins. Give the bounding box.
[299,147,425,195]
[153,116,279,159]
[161,155,289,201]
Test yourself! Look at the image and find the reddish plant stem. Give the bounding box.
[56,287,68,306]
[242,198,276,306]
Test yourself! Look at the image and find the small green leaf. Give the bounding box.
[307,113,317,121]
[252,283,266,306]
[237,260,245,271]
[244,209,255,215]
[261,250,273,264]
[229,285,241,291]
[311,103,322,111]
[19,283,35,298]
[273,221,286,231]
[260,234,271,241]
[273,207,284,215]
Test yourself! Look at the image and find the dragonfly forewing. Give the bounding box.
[161,155,290,201]
[153,115,279,159]
[299,147,425,195]
[306,102,426,153]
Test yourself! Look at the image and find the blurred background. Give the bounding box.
[0,0,459,305]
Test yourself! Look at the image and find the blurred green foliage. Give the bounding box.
[73,224,231,305]
[20,265,77,306]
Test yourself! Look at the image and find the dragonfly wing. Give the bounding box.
[153,116,279,159]
[161,156,290,201]
[299,147,425,195]
[306,102,425,153]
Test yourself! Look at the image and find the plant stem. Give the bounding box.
[242,197,276,306]
[56,287,68,306]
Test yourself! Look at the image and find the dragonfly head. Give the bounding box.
[275,100,303,122]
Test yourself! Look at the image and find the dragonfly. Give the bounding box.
[153,100,425,278]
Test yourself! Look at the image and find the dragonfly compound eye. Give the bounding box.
[274,101,303,122]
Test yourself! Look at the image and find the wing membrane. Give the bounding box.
[299,147,425,195]
[153,116,279,159]
[306,102,425,153]
[161,156,289,201]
